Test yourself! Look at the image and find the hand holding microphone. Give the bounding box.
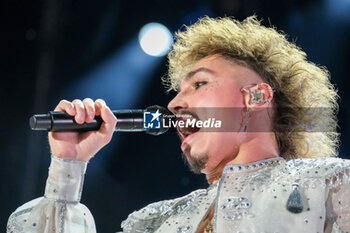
[45,98,116,162]
[36,99,170,162]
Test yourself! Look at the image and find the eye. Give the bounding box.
[194,81,208,90]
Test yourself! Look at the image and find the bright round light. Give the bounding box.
[138,23,172,57]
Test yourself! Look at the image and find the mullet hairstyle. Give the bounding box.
[163,16,339,160]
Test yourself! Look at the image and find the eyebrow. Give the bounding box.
[178,67,215,92]
[184,67,215,82]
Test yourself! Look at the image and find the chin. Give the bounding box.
[180,145,206,172]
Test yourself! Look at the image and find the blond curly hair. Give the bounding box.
[164,16,339,160]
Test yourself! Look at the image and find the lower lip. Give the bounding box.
[181,132,198,149]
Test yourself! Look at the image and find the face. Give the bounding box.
[168,55,264,174]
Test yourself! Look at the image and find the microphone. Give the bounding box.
[29,105,171,136]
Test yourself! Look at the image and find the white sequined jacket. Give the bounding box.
[7,155,350,233]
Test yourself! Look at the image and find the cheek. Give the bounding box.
[201,84,243,107]
[219,87,243,106]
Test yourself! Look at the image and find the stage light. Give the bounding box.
[59,38,162,109]
[138,23,172,57]
[325,0,350,20]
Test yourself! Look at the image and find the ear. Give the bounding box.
[241,83,273,110]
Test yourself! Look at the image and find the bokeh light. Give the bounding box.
[138,22,173,57]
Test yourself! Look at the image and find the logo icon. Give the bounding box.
[143,109,162,129]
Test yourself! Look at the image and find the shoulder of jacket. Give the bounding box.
[121,188,207,232]
[284,156,350,179]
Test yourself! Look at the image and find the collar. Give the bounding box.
[222,157,285,174]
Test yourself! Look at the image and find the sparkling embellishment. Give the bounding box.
[146,201,173,216]
[221,197,251,220]
[173,190,206,216]
[58,204,67,233]
[7,156,350,233]
[176,225,192,233]
[175,198,196,216]
[7,207,33,233]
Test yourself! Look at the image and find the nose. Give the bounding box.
[167,92,189,115]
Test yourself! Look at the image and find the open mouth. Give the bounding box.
[176,116,201,139]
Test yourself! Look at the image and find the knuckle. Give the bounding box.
[59,99,69,105]
[73,99,84,108]
[72,99,82,103]
[58,99,71,108]
[56,100,72,112]
[83,98,94,104]
[96,98,106,105]
[84,99,95,111]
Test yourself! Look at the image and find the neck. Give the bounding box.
[205,132,279,184]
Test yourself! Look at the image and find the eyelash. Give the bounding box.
[194,81,208,89]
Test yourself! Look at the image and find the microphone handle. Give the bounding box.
[30,110,145,132]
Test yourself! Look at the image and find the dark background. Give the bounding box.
[2,0,350,232]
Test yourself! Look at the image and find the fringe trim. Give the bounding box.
[325,166,350,189]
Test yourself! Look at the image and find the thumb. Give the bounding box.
[98,105,117,140]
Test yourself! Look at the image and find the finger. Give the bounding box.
[83,98,95,123]
[95,99,106,116]
[98,105,117,144]
[72,99,85,124]
[54,100,76,116]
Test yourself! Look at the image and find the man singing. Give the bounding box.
[7,16,350,232]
